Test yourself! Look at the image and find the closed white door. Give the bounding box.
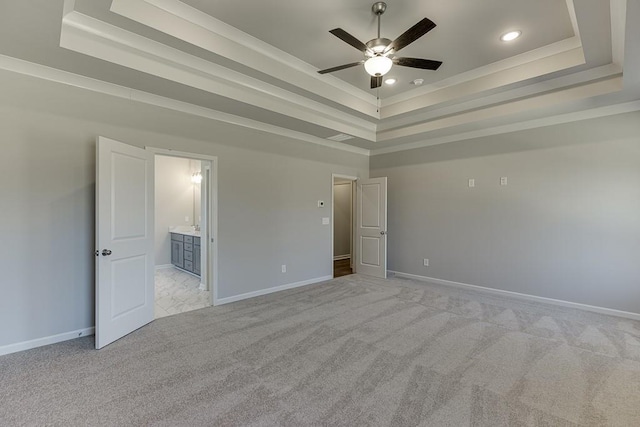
[356,177,387,278]
[95,136,155,349]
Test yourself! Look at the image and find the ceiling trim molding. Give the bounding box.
[377,77,623,141]
[610,0,627,67]
[110,0,379,116]
[112,0,591,123]
[60,11,377,141]
[565,0,581,41]
[377,64,622,132]
[0,54,370,156]
[45,0,637,156]
[380,47,587,119]
[382,37,583,109]
[371,99,640,156]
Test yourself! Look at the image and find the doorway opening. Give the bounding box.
[151,149,218,318]
[332,174,357,278]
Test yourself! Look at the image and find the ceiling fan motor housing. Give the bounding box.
[366,38,392,56]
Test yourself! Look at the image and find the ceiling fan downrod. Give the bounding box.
[367,2,392,56]
[372,2,387,39]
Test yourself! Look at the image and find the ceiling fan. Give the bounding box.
[318,2,442,89]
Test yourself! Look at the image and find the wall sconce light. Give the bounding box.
[191,171,203,184]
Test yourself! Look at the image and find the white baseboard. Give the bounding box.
[333,254,351,261]
[215,275,333,306]
[155,264,174,270]
[389,271,640,321]
[0,327,95,357]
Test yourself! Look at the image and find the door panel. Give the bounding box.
[110,255,147,318]
[96,136,154,349]
[361,183,381,227]
[112,153,147,239]
[356,177,387,278]
[361,236,381,266]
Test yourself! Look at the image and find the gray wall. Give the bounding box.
[371,111,640,314]
[333,183,352,258]
[0,71,367,348]
[154,156,194,266]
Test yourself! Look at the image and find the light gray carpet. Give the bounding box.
[2,274,640,426]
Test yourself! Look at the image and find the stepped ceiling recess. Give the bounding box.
[0,0,639,155]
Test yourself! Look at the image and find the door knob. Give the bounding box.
[101,249,112,256]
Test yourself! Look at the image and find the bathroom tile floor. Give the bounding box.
[154,268,211,319]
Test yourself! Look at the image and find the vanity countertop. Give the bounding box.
[169,227,201,237]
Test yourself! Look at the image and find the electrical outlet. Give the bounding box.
[281,264,286,273]
[500,176,508,186]
[468,179,475,188]
[423,258,429,266]
[185,216,190,222]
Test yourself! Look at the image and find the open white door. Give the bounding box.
[96,137,154,349]
[356,177,387,278]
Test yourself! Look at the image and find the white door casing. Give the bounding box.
[96,136,155,349]
[356,177,387,278]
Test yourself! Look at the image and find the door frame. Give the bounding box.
[331,174,358,277]
[147,147,219,307]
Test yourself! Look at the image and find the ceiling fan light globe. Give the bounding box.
[364,56,392,76]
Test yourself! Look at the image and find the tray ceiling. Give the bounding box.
[0,0,638,155]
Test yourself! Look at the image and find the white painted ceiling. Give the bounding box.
[182,0,575,95]
[0,0,638,155]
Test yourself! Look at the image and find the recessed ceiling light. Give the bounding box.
[500,30,522,42]
[384,78,397,85]
[411,78,424,86]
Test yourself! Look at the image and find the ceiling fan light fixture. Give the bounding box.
[364,56,393,76]
[500,30,521,42]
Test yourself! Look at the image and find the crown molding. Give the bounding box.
[110,0,379,117]
[111,0,592,122]
[47,0,639,156]
[60,11,377,141]
[371,99,640,156]
[377,77,622,142]
[380,47,586,119]
[377,64,622,132]
[382,37,584,108]
[610,0,626,67]
[0,54,370,156]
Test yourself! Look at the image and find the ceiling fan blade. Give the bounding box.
[384,18,436,54]
[318,61,363,74]
[394,57,443,70]
[370,75,382,89]
[329,28,369,53]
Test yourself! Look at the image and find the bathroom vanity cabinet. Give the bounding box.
[171,232,201,276]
